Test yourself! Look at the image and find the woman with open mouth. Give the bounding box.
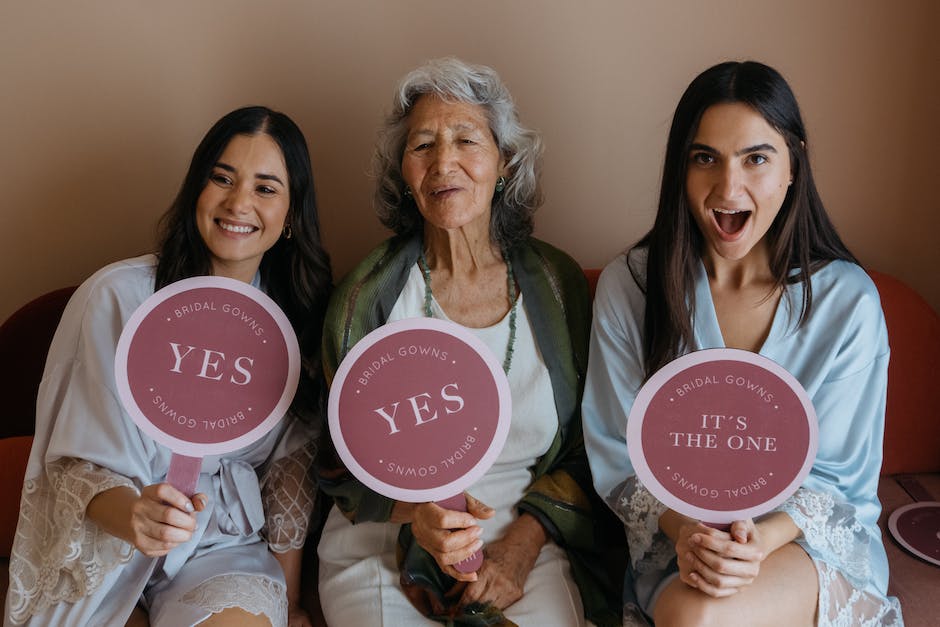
[583,61,903,626]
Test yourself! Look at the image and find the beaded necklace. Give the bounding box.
[417,250,518,373]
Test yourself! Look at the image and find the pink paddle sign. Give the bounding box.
[888,502,940,567]
[114,276,300,497]
[328,317,512,573]
[627,348,817,526]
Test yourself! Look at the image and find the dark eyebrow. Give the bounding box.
[736,143,777,156]
[214,161,284,185]
[688,142,778,156]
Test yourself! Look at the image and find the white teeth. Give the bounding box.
[219,222,255,234]
[712,208,747,214]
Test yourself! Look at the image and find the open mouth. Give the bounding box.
[216,219,258,234]
[712,208,751,236]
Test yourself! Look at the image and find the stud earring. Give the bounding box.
[283,224,293,239]
[403,187,413,197]
[495,176,506,193]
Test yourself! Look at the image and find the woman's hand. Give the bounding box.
[458,513,547,610]
[87,484,207,557]
[676,519,765,597]
[406,493,495,582]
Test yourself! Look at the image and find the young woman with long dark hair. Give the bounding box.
[583,62,902,626]
[5,106,331,627]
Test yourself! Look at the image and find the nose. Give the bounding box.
[224,184,253,214]
[713,163,744,200]
[429,143,458,175]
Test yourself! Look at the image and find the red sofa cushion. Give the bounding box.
[869,271,940,475]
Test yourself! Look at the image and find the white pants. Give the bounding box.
[317,506,587,626]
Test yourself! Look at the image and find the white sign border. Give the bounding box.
[627,348,818,524]
[328,317,512,503]
[114,275,300,456]
[888,501,940,567]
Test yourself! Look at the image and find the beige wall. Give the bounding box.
[2,0,937,322]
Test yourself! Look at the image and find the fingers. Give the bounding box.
[459,560,524,610]
[412,502,484,582]
[691,529,763,562]
[729,518,755,544]
[144,482,195,513]
[464,493,495,520]
[132,483,200,556]
[683,569,742,598]
[191,493,209,512]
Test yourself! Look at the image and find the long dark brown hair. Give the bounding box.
[636,61,857,378]
[155,106,332,420]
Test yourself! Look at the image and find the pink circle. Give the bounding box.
[627,348,817,524]
[888,502,940,567]
[328,318,511,503]
[115,276,300,456]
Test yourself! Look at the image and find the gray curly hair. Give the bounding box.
[372,57,543,248]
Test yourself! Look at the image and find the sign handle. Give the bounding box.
[166,453,202,497]
[437,493,484,573]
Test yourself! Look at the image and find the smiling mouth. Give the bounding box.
[216,219,258,234]
[712,208,751,235]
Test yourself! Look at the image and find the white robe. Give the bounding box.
[5,255,317,627]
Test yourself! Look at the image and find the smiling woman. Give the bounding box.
[5,106,332,627]
[195,133,291,283]
[317,58,622,627]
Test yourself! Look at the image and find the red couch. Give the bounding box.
[2,270,938,625]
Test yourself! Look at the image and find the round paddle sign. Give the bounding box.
[627,348,817,525]
[329,317,511,504]
[888,502,940,567]
[114,276,300,493]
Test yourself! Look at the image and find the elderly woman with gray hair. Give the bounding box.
[316,58,622,626]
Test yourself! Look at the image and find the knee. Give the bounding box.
[652,593,722,627]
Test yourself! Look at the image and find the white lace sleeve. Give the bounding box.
[7,457,137,624]
[775,487,903,626]
[260,438,318,553]
[608,476,673,574]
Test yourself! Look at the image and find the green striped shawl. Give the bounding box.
[319,234,622,626]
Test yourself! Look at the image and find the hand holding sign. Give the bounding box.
[115,276,300,497]
[328,318,512,574]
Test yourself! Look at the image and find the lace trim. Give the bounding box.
[179,573,288,627]
[608,477,672,573]
[260,439,318,553]
[815,560,903,627]
[7,458,137,624]
[774,487,871,586]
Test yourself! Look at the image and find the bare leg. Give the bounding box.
[196,607,273,626]
[653,542,818,627]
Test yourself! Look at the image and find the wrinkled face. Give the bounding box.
[400,95,505,233]
[686,102,792,264]
[196,133,290,282]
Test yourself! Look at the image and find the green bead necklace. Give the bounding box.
[417,250,517,373]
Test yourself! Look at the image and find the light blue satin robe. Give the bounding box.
[582,249,902,625]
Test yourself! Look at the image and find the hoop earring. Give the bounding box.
[283,224,293,240]
[495,176,506,193]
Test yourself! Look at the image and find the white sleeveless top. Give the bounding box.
[387,265,559,540]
